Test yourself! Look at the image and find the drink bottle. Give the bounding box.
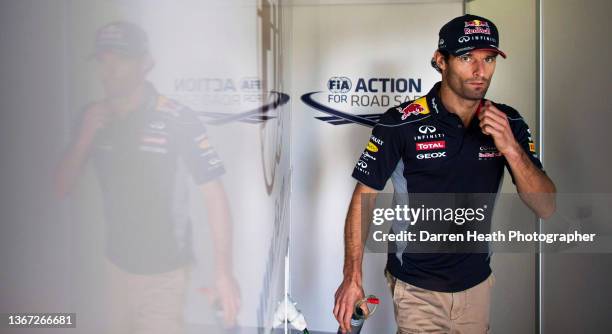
[337,295,379,334]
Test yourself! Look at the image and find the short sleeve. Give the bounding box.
[177,111,225,185]
[351,124,403,191]
[507,116,545,184]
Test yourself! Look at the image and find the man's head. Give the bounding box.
[431,14,506,100]
[91,21,153,98]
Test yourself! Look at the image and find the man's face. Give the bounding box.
[95,51,147,98]
[440,49,498,101]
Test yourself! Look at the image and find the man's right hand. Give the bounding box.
[54,103,111,198]
[77,103,110,148]
[333,278,366,334]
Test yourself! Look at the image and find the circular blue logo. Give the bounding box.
[327,76,352,94]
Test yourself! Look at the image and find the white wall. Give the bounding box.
[288,2,462,332]
[541,0,612,332]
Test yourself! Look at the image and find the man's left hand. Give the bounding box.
[478,101,521,155]
[212,272,241,328]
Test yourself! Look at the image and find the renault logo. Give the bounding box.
[418,125,437,134]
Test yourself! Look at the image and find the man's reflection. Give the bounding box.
[55,21,240,333]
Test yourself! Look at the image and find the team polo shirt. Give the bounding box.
[352,82,543,292]
[80,83,225,274]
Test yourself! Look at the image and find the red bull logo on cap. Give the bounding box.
[465,20,489,27]
[399,96,430,120]
[464,20,491,35]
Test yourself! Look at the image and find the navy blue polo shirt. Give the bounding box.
[78,83,225,274]
[352,82,543,292]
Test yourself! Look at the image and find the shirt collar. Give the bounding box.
[142,81,159,113]
[425,81,485,123]
[425,81,450,119]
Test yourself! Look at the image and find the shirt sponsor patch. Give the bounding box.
[416,152,446,160]
[478,152,502,159]
[198,137,211,150]
[370,135,384,145]
[366,142,379,152]
[416,140,446,151]
[141,136,167,145]
[355,159,370,175]
[398,96,430,120]
[139,145,168,154]
[478,145,502,159]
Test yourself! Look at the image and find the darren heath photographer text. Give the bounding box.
[370,205,597,244]
[372,230,596,244]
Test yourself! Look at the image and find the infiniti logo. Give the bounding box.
[357,160,368,168]
[149,121,166,130]
[418,125,437,134]
[458,36,470,43]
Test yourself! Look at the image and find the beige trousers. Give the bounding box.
[385,270,495,334]
[104,260,188,334]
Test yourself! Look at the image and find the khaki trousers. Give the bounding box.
[385,270,495,334]
[104,260,188,334]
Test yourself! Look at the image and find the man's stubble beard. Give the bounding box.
[446,72,491,101]
[103,78,142,100]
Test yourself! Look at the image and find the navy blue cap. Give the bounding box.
[437,14,506,58]
[92,21,149,57]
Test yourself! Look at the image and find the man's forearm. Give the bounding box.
[343,184,376,283]
[343,199,364,284]
[505,147,556,218]
[54,140,93,197]
[202,181,234,276]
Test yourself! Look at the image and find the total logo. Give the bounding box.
[416,140,445,151]
[417,152,446,160]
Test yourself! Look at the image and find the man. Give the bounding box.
[54,22,239,333]
[334,14,556,333]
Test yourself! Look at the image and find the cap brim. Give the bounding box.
[85,47,144,61]
[452,45,507,59]
[475,47,507,59]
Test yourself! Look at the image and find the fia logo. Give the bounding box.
[327,77,352,94]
